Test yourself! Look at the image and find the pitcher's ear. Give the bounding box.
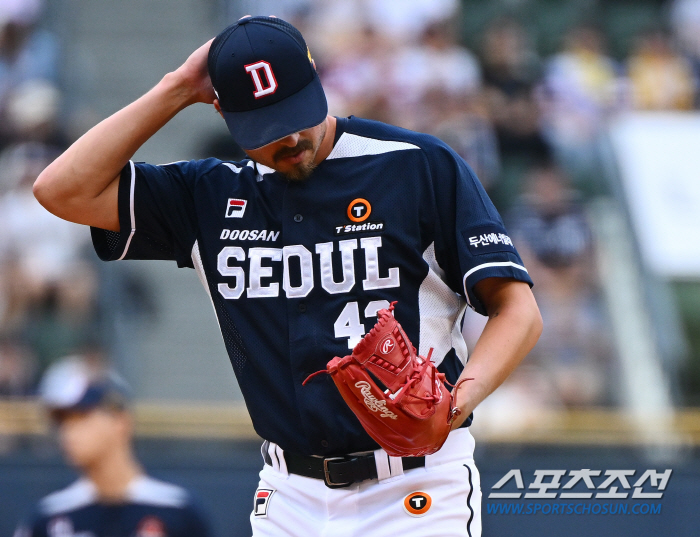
[213,99,224,118]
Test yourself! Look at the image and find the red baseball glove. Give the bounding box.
[304,302,470,457]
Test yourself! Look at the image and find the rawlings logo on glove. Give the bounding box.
[355,381,398,419]
[303,302,471,457]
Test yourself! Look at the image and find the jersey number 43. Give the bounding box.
[334,300,391,348]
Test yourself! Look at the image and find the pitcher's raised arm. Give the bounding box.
[33,39,216,232]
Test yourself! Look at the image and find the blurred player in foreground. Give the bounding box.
[14,358,211,537]
[33,15,542,536]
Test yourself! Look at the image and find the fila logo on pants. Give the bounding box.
[245,61,278,98]
[254,488,275,517]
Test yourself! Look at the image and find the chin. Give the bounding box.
[282,161,317,181]
[66,452,92,469]
[64,446,100,469]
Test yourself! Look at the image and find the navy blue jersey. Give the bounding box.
[15,476,210,537]
[91,116,532,456]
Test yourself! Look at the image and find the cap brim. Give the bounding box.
[221,74,328,150]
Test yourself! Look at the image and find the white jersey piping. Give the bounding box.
[117,160,136,260]
[463,261,528,282]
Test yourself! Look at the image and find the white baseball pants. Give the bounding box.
[250,428,482,537]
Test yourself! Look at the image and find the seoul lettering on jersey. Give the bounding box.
[216,235,400,300]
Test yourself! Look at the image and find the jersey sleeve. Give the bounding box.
[425,142,533,315]
[90,160,201,268]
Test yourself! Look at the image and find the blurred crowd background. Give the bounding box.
[1,0,700,427]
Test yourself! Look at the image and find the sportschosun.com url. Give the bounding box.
[486,502,661,515]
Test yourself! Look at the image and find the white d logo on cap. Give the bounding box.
[244,61,278,99]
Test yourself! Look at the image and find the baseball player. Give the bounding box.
[33,16,542,536]
[14,357,211,537]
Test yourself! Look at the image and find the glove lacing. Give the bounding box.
[392,348,473,425]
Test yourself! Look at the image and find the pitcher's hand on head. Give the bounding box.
[171,38,217,106]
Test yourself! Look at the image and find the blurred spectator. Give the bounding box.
[543,25,618,110]
[510,165,591,269]
[480,19,548,160]
[0,80,97,375]
[506,164,616,407]
[626,29,695,110]
[0,336,36,396]
[307,0,459,58]
[363,0,459,44]
[0,80,65,192]
[320,25,393,121]
[671,0,700,94]
[481,18,540,95]
[538,25,620,191]
[0,0,59,147]
[390,19,481,130]
[431,91,501,190]
[0,179,97,368]
[480,18,549,205]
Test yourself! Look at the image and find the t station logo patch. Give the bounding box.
[347,198,371,222]
[404,491,432,517]
[226,198,248,218]
[335,198,384,235]
[254,488,276,518]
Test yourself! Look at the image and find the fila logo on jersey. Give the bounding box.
[254,488,276,517]
[380,337,395,355]
[245,61,278,99]
[136,516,166,537]
[403,491,432,517]
[226,198,248,218]
[347,198,371,222]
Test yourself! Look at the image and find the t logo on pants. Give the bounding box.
[404,491,432,517]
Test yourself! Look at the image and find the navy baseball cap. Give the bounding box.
[207,16,328,150]
[39,357,130,415]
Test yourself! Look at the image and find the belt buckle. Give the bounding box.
[323,457,353,489]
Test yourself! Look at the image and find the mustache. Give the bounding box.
[273,139,314,162]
